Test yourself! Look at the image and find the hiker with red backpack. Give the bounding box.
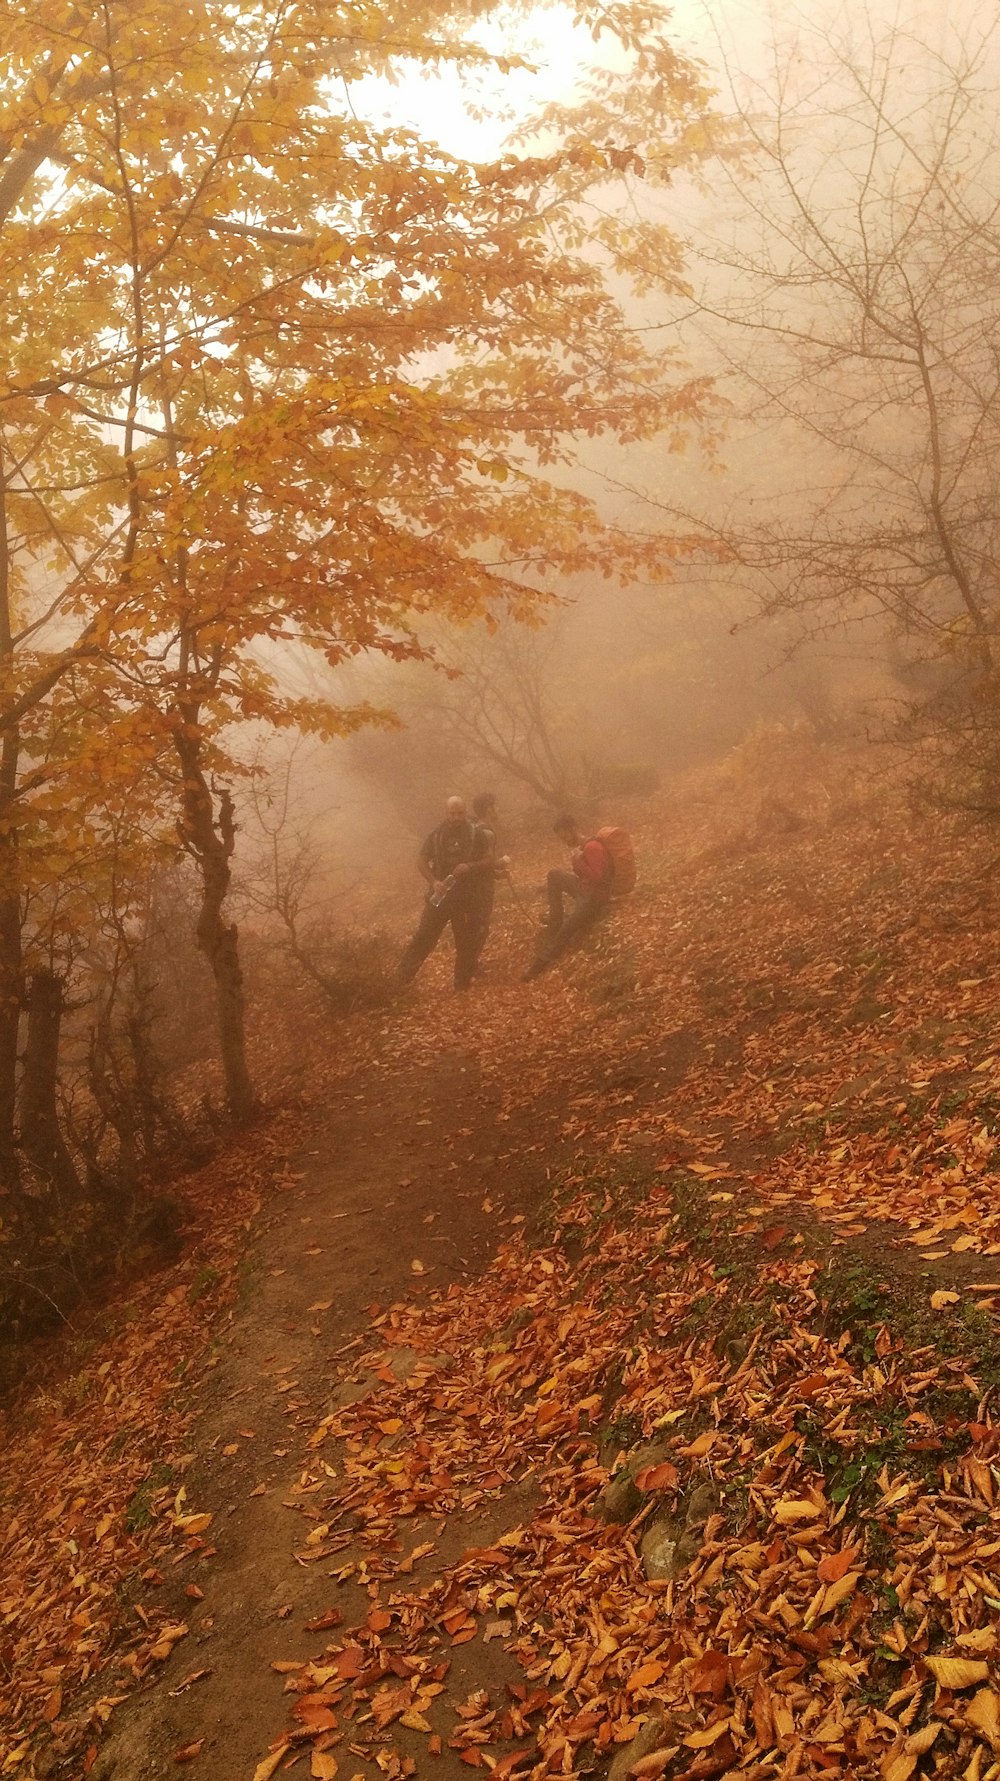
[522,813,634,980]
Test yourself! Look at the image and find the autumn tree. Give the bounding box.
[0,0,720,1166]
[662,9,1000,795]
[354,618,587,813]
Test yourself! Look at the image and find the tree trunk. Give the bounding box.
[0,857,24,1186]
[0,450,22,1186]
[174,718,255,1124]
[20,967,80,1197]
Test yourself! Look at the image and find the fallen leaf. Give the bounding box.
[168,1669,211,1697]
[634,1462,679,1492]
[682,1431,717,1459]
[820,1570,861,1614]
[774,1498,823,1523]
[926,1656,990,1689]
[904,1723,941,1755]
[817,1545,861,1582]
[174,1513,212,1535]
[967,1687,1000,1747]
[253,1749,290,1781]
[683,1718,732,1749]
[881,1753,917,1781]
[149,1624,188,1662]
[628,1660,665,1691]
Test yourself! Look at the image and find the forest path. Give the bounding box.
[27,779,1000,1781]
[87,939,1000,1780]
[90,1009,577,1781]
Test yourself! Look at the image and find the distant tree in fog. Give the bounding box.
[672,10,1000,797]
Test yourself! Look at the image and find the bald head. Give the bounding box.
[445,795,466,824]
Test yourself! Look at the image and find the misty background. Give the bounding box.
[5,0,1000,1344]
[231,0,996,930]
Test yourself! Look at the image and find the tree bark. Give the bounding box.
[174,717,255,1125]
[20,967,80,1198]
[0,449,23,1186]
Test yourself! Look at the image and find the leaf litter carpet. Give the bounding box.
[7,736,1000,1781]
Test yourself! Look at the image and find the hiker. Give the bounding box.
[396,795,494,991]
[468,791,504,967]
[523,813,614,979]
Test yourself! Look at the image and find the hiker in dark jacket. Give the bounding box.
[523,813,613,979]
[397,796,493,991]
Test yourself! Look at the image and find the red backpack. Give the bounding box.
[596,826,636,897]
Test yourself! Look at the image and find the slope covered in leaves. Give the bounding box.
[254,731,1000,1781]
[7,727,1000,1781]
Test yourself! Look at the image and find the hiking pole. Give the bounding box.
[503,870,539,934]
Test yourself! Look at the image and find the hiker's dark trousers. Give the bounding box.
[397,892,480,990]
[539,869,608,963]
[469,877,496,961]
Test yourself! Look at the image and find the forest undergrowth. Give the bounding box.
[6,727,1000,1781]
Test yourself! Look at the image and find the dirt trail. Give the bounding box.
[21,765,1000,1780]
[91,1035,569,1780]
[86,969,1000,1779]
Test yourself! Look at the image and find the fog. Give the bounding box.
[232,0,1000,921]
[5,0,1000,1283]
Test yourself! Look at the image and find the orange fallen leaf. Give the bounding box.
[173,1741,204,1764]
[292,1697,338,1731]
[149,1624,189,1662]
[683,1717,732,1749]
[817,1545,860,1583]
[627,1661,665,1691]
[904,1723,941,1756]
[966,1686,1000,1747]
[774,1498,823,1524]
[252,1749,290,1781]
[174,1513,213,1535]
[819,1571,862,1614]
[682,1431,717,1459]
[881,1753,917,1781]
[630,1751,678,1778]
[926,1656,990,1689]
[634,1462,679,1492]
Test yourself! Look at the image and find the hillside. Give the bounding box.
[5,728,1000,1781]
